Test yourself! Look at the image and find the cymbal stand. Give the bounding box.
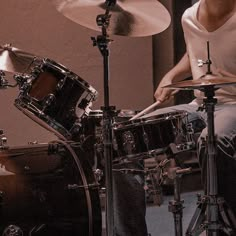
[186,85,236,236]
[91,1,116,235]
[186,42,236,236]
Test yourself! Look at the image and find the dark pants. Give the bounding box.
[113,163,148,236]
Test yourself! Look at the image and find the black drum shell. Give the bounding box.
[112,111,187,160]
[0,143,101,236]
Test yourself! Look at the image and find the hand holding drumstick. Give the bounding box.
[130,53,192,120]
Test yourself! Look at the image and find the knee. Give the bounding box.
[197,128,236,159]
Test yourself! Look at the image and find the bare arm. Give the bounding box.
[154,52,192,102]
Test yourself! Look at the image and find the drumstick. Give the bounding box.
[130,100,162,120]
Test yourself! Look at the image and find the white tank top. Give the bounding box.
[182,1,236,105]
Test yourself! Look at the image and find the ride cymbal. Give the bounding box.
[53,0,171,37]
[163,74,236,90]
[0,44,37,74]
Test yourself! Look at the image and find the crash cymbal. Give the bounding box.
[163,74,236,90]
[53,0,171,37]
[0,44,37,74]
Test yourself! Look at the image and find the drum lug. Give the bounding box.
[42,94,56,109]
[70,121,82,135]
[31,65,42,76]
[0,130,8,150]
[78,98,92,114]
[143,131,149,147]
[93,168,104,182]
[2,224,23,236]
[18,79,32,97]
[56,78,66,90]
[122,131,136,155]
[14,74,30,88]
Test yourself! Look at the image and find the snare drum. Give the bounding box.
[112,111,188,162]
[15,58,98,140]
[0,142,101,235]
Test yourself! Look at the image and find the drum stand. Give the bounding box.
[164,144,193,236]
[185,85,236,236]
[167,167,191,236]
[91,1,116,235]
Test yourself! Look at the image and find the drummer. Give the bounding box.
[146,0,236,226]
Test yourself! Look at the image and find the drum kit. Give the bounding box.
[0,1,235,236]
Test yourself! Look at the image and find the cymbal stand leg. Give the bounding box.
[185,194,207,235]
[186,86,236,235]
[91,1,116,236]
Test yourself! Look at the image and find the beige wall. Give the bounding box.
[0,0,154,145]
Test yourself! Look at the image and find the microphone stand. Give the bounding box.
[91,1,116,235]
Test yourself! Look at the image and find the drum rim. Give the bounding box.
[113,147,169,164]
[15,99,72,140]
[113,110,187,129]
[88,109,139,117]
[35,58,98,97]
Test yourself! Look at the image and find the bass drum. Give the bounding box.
[0,142,101,236]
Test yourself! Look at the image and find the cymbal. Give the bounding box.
[53,0,171,37]
[163,74,236,90]
[0,44,37,74]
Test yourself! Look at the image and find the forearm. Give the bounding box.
[154,53,192,102]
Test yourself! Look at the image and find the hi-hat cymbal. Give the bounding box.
[53,0,171,37]
[0,44,37,74]
[163,74,236,90]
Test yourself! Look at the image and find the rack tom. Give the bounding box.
[15,58,98,140]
